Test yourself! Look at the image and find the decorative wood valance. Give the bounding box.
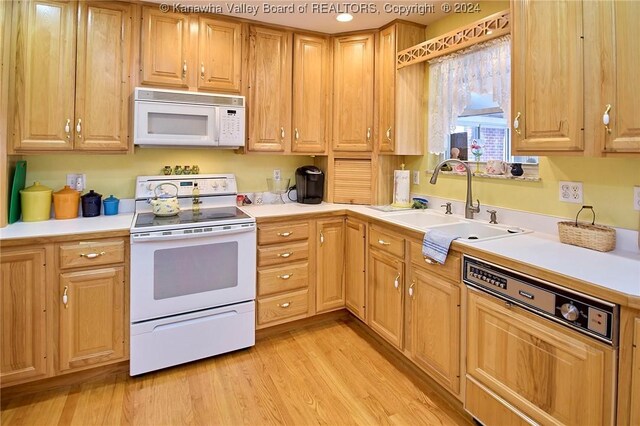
[396,10,511,69]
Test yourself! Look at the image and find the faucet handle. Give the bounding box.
[487,209,498,224]
[441,202,452,215]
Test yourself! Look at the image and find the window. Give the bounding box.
[447,93,537,164]
[427,36,537,169]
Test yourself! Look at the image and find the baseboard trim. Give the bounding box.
[1,361,129,403]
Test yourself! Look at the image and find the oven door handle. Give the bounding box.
[131,224,255,242]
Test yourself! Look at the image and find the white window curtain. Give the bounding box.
[428,35,511,154]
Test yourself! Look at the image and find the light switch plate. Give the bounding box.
[412,170,420,185]
[559,181,583,203]
[634,186,640,211]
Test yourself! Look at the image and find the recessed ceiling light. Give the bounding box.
[336,13,353,22]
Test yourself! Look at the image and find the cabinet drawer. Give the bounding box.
[410,241,461,282]
[369,226,404,258]
[258,262,309,297]
[59,240,125,269]
[258,241,308,267]
[257,289,309,326]
[258,222,309,245]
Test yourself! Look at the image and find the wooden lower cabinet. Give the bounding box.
[345,218,366,321]
[408,267,460,395]
[316,218,345,313]
[0,247,49,386]
[58,267,126,372]
[630,317,640,424]
[367,249,403,349]
[467,290,616,425]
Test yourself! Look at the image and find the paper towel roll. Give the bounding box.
[392,170,411,207]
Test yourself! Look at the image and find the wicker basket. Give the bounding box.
[557,206,616,252]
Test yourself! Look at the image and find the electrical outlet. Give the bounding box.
[634,186,640,211]
[273,169,281,180]
[559,181,583,204]
[412,170,420,185]
[66,173,86,191]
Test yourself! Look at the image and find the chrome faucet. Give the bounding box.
[430,159,480,219]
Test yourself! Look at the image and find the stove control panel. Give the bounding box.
[135,174,238,199]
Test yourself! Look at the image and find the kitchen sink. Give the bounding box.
[431,221,530,242]
[382,210,463,228]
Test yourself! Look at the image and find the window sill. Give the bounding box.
[426,169,541,182]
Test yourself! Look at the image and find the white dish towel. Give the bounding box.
[422,229,458,264]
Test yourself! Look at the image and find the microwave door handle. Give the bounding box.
[214,107,220,145]
[132,225,255,242]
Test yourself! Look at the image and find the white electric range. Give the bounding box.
[129,174,256,376]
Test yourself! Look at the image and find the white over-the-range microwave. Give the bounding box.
[133,87,245,148]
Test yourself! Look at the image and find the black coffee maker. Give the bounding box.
[295,166,324,204]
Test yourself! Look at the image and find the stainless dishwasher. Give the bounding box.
[462,255,618,426]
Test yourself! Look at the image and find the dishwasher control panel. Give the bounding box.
[463,256,618,346]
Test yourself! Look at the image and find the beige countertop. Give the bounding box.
[2,202,638,300]
[0,213,134,240]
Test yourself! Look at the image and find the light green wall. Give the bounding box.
[406,1,640,231]
[24,150,310,199]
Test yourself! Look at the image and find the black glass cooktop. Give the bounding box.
[134,206,251,228]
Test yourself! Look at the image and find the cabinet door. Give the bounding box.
[74,2,131,151]
[140,7,189,88]
[467,290,616,425]
[378,26,395,153]
[631,318,640,424]
[345,218,366,321]
[248,26,292,152]
[333,34,374,152]
[367,249,403,348]
[10,0,76,151]
[589,1,640,153]
[1,248,48,385]
[511,0,583,153]
[409,267,460,395]
[197,17,242,93]
[59,267,125,372]
[316,219,345,313]
[291,33,328,154]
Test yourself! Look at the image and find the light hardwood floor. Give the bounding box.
[1,317,471,426]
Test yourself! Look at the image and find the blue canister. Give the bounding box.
[103,194,119,216]
[81,190,102,217]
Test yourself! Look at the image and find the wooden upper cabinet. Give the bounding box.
[316,218,345,313]
[74,2,131,151]
[197,17,242,93]
[10,0,76,151]
[511,0,584,153]
[141,7,189,88]
[247,26,292,152]
[585,0,640,154]
[1,248,48,386]
[333,33,374,152]
[291,34,329,154]
[409,267,460,395]
[345,218,366,321]
[59,267,126,372]
[378,26,395,153]
[367,249,403,349]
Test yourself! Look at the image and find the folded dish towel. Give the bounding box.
[422,229,458,264]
